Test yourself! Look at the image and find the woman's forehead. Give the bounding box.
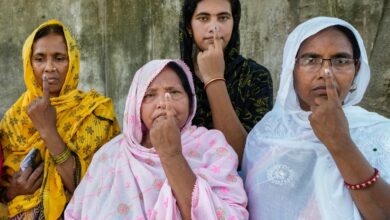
[32,34,67,53]
[297,27,353,55]
[147,67,182,88]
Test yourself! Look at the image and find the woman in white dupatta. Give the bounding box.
[242,16,390,219]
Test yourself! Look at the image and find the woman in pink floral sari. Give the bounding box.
[65,59,248,220]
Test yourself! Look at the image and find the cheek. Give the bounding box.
[140,104,153,129]
[336,77,354,100]
[176,101,190,126]
[190,20,202,35]
[293,71,304,94]
[294,83,308,102]
[60,63,69,79]
[293,71,312,101]
[191,29,203,45]
[223,23,233,39]
[32,65,43,86]
[190,22,207,42]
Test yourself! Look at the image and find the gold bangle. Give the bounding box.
[51,147,72,165]
[203,77,225,90]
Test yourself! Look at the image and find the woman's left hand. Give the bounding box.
[150,93,183,160]
[26,75,57,138]
[309,69,352,148]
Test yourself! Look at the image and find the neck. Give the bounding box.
[192,53,200,76]
[141,133,153,149]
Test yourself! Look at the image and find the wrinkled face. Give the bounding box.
[141,66,190,130]
[189,0,234,51]
[293,27,359,111]
[31,33,69,97]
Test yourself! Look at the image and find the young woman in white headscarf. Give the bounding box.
[242,16,390,220]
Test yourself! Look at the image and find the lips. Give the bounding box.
[152,112,167,121]
[47,78,59,84]
[204,38,214,44]
[204,36,224,42]
[312,86,327,96]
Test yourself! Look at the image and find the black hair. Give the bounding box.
[182,0,241,30]
[332,25,361,61]
[167,62,194,111]
[33,24,65,43]
[181,0,241,68]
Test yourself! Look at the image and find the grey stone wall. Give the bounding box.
[1,0,389,126]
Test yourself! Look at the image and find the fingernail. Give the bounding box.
[325,68,331,76]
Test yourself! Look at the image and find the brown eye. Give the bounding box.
[33,57,44,62]
[197,16,208,22]
[333,58,350,65]
[300,57,316,65]
[218,15,230,22]
[56,56,66,61]
[144,93,154,99]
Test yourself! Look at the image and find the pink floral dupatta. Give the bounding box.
[65,59,248,220]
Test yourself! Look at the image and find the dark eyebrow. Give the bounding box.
[54,52,67,57]
[145,88,156,93]
[145,86,182,92]
[331,52,353,59]
[32,52,44,57]
[165,86,182,91]
[195,12,210,17]
[217,12,232,16]
[298,53,321,58]
[298,52,353,59]
[32,51,67,57]
[195,11,231,17]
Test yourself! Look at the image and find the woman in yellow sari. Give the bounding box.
[0,20,120,219]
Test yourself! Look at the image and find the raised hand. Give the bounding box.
[6,163,44,201]
[27,74,57,137]
[149,93,183,161]
[309,68,351,148]
[196,26,225,84]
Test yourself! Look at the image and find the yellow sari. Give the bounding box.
[0,20,120,219]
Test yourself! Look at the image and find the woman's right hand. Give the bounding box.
[196,27,225,84]
[150,93,182,161]
[309,69,351,149]
[27,75,57,139]
[6,163,44,201]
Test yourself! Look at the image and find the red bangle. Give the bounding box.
[203,78,225,90]
[344,168,380,190]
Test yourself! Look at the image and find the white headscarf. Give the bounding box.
[242,17,390,220]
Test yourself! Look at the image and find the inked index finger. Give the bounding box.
[324,68,340,103]
[164,92,172,109]
[213,26,223,51]
[42,74,50,101]
[164,92,176,116]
